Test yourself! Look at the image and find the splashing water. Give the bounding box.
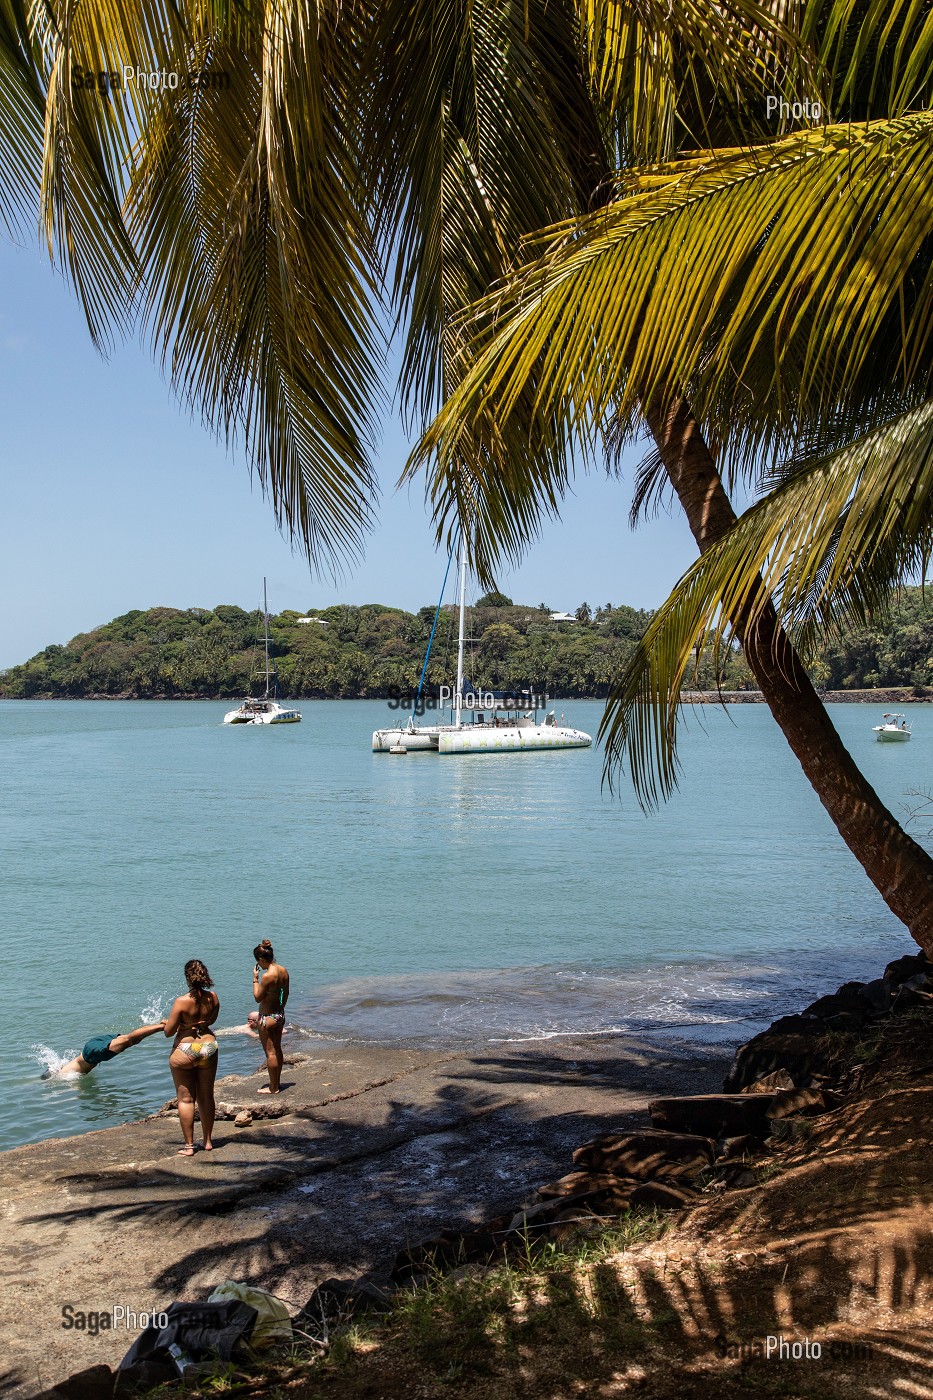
[140,993,169,1023]
[32,1043,80,1080]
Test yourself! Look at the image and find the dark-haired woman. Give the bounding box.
[250,940,289,1094]
[164,960,219,1155]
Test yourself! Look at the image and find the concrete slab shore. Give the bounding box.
[0,1035,731,1397]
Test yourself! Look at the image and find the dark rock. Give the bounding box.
[883,953,932,989]
[858,978,891,1013]
[389,1213,516,1281]
[537,1170,632,1202]
[389,1232,477,1280]
[891,973,933,1012]
[716,1134,769,1161]
[720,1165,757,1190]
[768,1087,830,1120]
[547,1213,609,1244]
[508,1192,612,1234]
[301,1274,395,1322]
[741,1069,795,1094]
[629,1180,698,1210]
[571,1129,715,1180]
[537,1169,598,1198]
[723,1016,829,1092]
[454,1217,515,1260]
[800,984,872,1029]
[649,1094,776,1139]
[35,1367,115,1400]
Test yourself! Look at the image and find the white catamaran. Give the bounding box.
[372,541,591,754]
[223,580,302,725]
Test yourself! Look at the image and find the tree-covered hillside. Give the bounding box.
[0,599,652,700]
[3,589,931,701]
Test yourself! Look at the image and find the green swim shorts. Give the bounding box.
[81,1035,117,1068]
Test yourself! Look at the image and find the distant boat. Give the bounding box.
[372,540,591,754]
[873,712,911,742]
[224,580,302,726]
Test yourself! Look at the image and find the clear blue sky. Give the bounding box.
[0,236,698,669]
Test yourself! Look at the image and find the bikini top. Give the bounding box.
[181,990,218,1030]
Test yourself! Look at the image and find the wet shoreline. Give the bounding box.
[2,1031,733,1397]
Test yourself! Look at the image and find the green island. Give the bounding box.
[3,587,933,701]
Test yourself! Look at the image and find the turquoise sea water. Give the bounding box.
[1,699,927,1151]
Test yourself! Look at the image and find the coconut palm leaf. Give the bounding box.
[365,0,600,433]
[805,0,933,117]
[580,0,816,159]
[29,0,201,344]
[6,0,383,568]
[412,112,933,569]
[372,0,809,574]
[125,2,382,571]
[601,398,933,805]
[0,0,43,236]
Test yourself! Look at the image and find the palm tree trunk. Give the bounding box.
[644,393,933,955]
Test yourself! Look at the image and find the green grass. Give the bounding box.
[142,1210,673,1399]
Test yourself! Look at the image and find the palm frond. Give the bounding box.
[414,114,933,527]
[805,0,933,117]
[601,399,933,805]
[127,2,382,572]
[580,0,819,158]
[0,0,44,235]
[365,0,595,432]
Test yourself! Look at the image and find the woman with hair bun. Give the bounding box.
[163,960,219,1155]
[248,939,289,1094]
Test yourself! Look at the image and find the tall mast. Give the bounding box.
[263,577,271,699]
[455,533,467,729]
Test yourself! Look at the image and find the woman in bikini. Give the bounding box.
[164,959,219,1155]
[249,939,289,1094]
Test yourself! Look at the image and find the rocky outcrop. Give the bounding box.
[648,1093,780,1138]
[722,1015,829,1091]
[724,954,933,1092]
[384,950,931,1290]
[570,1129,715,1180]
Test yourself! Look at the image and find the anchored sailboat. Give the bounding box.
[223,580,302,725]
[372,541,591,754]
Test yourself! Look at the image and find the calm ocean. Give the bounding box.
[1,699,925,1150]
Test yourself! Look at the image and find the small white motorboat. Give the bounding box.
[872,713,911,742]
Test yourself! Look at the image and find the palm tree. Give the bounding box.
[3,0,933,944]
[408,5,933,951]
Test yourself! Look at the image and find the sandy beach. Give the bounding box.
[1,1033,731,1396]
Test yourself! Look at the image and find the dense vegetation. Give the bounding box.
[0,599,652,700]
[3,588,932,701]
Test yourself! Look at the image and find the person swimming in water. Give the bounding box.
[249,939,289,1094]
[164,959,219,1156]
[48,1021,166,1078]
